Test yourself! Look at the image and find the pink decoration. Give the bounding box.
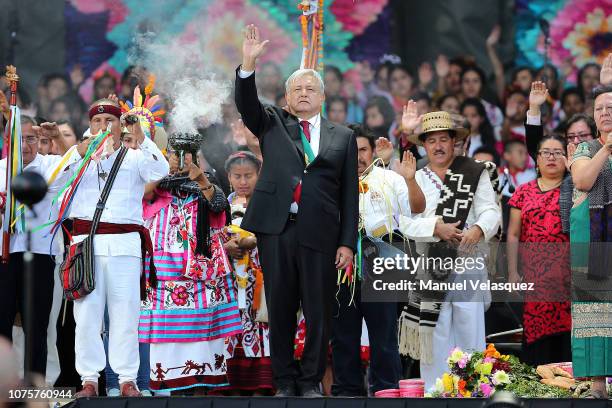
[549,0,612,70]
[330,0,388,35]
[175,0,296,74]
[70,0,127,30]
[480,382,494,398]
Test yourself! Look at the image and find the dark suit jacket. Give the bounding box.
[234,68,358,254]
[525,120,543,162]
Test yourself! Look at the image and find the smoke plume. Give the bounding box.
[128,32,231,135]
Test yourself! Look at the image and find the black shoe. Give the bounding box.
[274,383,297,397]
[299,384,323,398]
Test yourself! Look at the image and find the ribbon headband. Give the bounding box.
[88,103,122,120]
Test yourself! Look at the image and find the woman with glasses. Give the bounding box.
[569,84,612,399]
[507,135,572,366]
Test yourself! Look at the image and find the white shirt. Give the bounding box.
[360,166,411,237]
[467,134,483,157]
[0,151,80,255]
[399,166,500,244]
[239,68,323,214]
[68,137,169,257]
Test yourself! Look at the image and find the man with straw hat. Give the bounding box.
[397,102,501,389]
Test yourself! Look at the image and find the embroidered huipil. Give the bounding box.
[139,194,242,343]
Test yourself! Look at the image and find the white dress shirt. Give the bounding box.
[360,166,411,237]
[399,166,500,244]
[0,151,79,255]
[69,137,169,257]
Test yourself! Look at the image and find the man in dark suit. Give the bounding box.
[234,24,358,397]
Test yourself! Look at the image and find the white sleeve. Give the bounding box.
[472,170,502,241]
[137,137,169,183]
[238,69,255,78]
[399,214,440,242]
[41,148,82,190]
[526,112,541,126]
[393,173,411,218]
[397,171,440,242]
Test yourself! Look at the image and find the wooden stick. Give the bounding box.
[2,65,19,263]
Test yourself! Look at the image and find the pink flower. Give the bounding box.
[458,356,468,368]
[480,382,494,398]
[483,357,496,364]
[171,285,189,306]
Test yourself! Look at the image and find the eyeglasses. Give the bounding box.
[538,150,565,159]
[566,132,592,142]
[22,136,39,145]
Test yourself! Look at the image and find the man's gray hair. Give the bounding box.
[285,69,325,94]
[20,115,37,126]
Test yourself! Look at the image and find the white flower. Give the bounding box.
[492,370,510,385]
[434,378,445,393]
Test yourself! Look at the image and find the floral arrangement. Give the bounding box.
[429,344,572,398]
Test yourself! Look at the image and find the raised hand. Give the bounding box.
[70,64,85,89]
[107,93,119,104]
[76,137,92,157]
[401,100,422,134]
[230,119,248,146]
[486,24,501,47]
[398,150,417,181]
[124,117,145,144]
[601,53,612,86]
[528,81,548,116]
[375,137,394,165]
[435,54,450,79]
[418,62,434,88]
[34,122,61,140]
[242,24,270,71]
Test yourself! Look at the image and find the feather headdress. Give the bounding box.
[119,74,165,139]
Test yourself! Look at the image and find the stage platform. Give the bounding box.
[65,396,612,408]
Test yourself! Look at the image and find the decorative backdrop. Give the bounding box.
[514,0,611,79]
[65,0,391,102]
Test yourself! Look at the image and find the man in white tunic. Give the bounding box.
[0,116,74,380]
[68,99,169,397]
[398,110,500,389]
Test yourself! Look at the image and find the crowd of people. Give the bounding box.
[0,21,611,400]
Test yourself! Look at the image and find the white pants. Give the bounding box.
[74,255,141,384]
[420,301,486,390]
[12,261,63,385]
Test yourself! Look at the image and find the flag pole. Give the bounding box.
[2,65,19,263]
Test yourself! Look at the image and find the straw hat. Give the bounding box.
[406,111,470,146]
